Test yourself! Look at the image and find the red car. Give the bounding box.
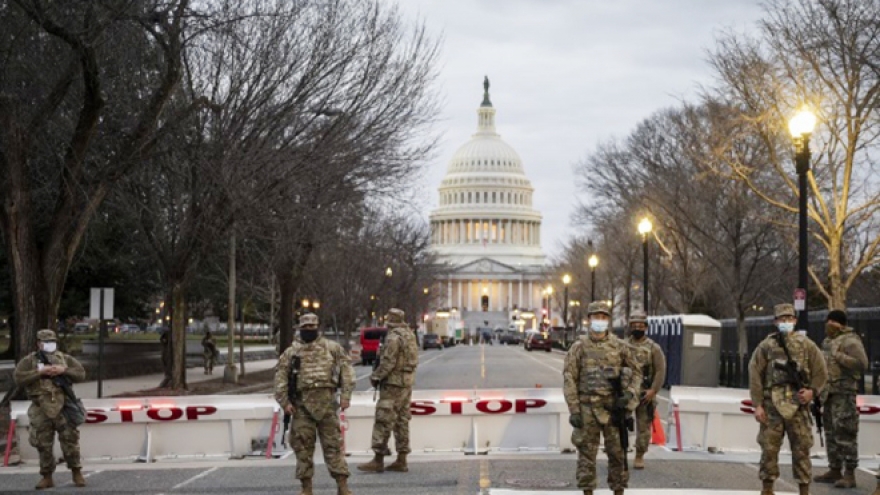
[525,332,552,352]
[359,327,387,365]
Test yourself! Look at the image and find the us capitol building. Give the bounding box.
[428,78,547,336]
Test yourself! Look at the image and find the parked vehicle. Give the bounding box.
[119,324,142,333]
[499,332,523,345]
[525,332,552,352]
[73,322,92,334]
[359,327,387,366]
[422,333,443,350]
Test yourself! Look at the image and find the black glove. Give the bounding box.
[370,379,380,389]
[568,413,584,429]
[615,392,633,410]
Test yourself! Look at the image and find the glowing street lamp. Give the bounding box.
[789,107,817,332]
[562,274,571,328]
[588,254,599,302]
[638,217,653,312]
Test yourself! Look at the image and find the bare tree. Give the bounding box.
[707,0,880,308]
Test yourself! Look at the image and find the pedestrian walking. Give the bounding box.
[813,309,868,488]
[274,313,355,495]
[563,301,640,495]
[358,308,419,474]
[749,303,827,495]
[625,309,665,470]
[158,329,172,388]
[201,331,218,375]
[13,329,87,489]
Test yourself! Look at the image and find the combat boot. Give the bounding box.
[834,468,856,488]
[798,484,809,495]
[298,478,313,495]
[813,467,841,483]
[613,490,624,495]
[386,453,408,472]
[35,475,53,490]
[761,480,774,495]
[582,491,592,495]
[633,452,645,470]
[72,468,86,487]
[356,454,384,473]
[336,477,353,495]
[872,479,880,495]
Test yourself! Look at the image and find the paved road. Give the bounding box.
[2,343,879,494]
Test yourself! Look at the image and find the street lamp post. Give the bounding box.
[789,108,817,332]
[562,274,571,328]
[638,217,653,312]
[588,254,599,302]
[545,286,553,328]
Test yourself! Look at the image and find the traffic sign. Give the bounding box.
[793,288,806,311]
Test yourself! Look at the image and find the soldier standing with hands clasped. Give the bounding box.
[275,313,355,495]
[813,309,868,489]
[625,309,666,470]
[13,329,87,490]
[749,303,826,495]
[358,308,419,473]
[564,301,640,495]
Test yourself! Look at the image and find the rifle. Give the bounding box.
[287,355,301,408]
[641,365,655,420]
[36,351,85,426]
[774,332,823,446]
[610,374,635,472]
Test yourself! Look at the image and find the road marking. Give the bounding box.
[171,466,218,490]
[479,457,491,492]
[59,469,103,487]
[517,346,564,373]
[359,347,449,385]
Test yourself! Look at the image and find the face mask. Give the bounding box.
[590,320,609,333]
[300,330,319,343]
[631,330,645,339]
[42,342,57,353]
[777,322,794,334]
[825,323,841,338]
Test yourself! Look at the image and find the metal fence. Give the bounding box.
[718,307,880,393]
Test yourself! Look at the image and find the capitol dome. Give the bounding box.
[429,77,545,268]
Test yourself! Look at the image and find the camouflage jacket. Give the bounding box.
[14,351,85,419]
[821,327,868,395]
[748,332,826,418]
[371,324,419,388]
[563,332,641,415]
[626,336,666,394]
[274,336,355,410]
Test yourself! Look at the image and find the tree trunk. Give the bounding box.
[736,305,748,356]
[170,282,187,390]
[224,229,238,384]
[278,270,295,352]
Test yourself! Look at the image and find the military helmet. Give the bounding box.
[37,329,57,341]
[298,312,319,328]
[587,301,611,316]
[774,303,796,319]
[385,308,406,324]
[629,310,648,324]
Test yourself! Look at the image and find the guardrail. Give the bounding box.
[669,386,880,455]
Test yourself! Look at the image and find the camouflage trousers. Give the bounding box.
[370,384,412,455]
[757,401,813,485]
[27,404,81,476]
[823,393,859,470]
[571,402,628,491]
[203,351,215,372]
[634,399,655,454]
[290,393,348,480]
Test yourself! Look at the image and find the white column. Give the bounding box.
[447,278,452,307]
[457,280,463,309]
[528,280,534,308]
[467,281,472,310]
[458,220,464,244]
[508,280,513,309]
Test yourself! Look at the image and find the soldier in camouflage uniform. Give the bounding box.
[201,331,218,375]
[625,310,666,470]
[13,329,87,490]
[274,313,356,495]
[749,303,827,495]
[358,308,419,474]
[812,309,868,489]
[563,301,640,495]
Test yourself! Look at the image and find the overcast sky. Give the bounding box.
[394,1,767,259]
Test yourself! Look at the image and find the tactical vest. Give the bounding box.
[294,338,339,390]
[22,351,71,419]
[824,330,862,394]
[577,335,627,397]
[761,333,812,390]
[628,337,655,390]
[398,327,419,372]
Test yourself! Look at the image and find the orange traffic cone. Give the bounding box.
[651,410,666,446]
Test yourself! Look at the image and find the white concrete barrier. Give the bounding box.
[670,386,880,455]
